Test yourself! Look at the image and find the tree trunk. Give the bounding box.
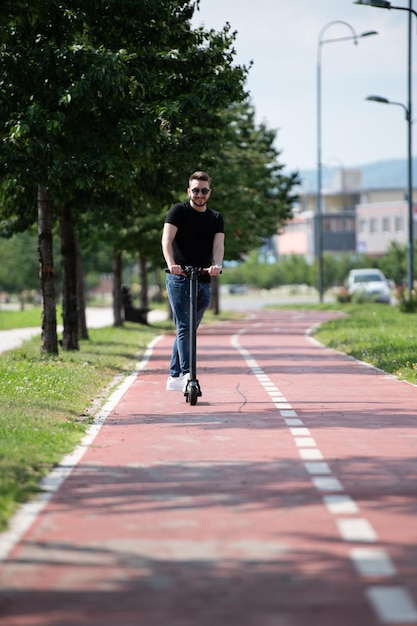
[76,235,88,340]
[112,251,123,327]
[38,186,58,355]
[59,203,79,350]
[139,254,148,309]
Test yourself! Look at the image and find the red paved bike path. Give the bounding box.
[1,309,417,625]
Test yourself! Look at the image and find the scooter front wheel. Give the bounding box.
[189,385,198,406]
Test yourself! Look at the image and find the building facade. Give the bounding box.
[277,167,417,259]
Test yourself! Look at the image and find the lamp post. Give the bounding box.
[355,0,415,293]
[317,22,378,302]
[366,95,414,291]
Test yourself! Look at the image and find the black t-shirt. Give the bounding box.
[164,201,224,270]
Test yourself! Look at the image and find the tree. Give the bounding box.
[59,203,79,349]
[208,100,300,261]
[0,0,248,349]
[0,1,41,42]
[378,241,409,286]
[38,187,58,354]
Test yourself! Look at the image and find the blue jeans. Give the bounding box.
[166,273,211,377]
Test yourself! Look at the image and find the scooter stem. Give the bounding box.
[189,267,199,381]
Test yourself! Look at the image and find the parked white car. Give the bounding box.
[346,268,391,304]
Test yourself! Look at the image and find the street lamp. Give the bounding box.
[366,95,410,120]
[355,0,417,19]
[356,0,415,292]
[366,95,414,291]
[317,22,378,302]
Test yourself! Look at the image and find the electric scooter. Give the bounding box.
[182,266,205,406]
[168,266,221,405]
[167,266,210,405]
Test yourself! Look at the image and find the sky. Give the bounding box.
[192,0,416,174]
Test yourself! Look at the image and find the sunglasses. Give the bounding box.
[191,188,210,195]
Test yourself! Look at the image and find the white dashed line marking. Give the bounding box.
[231,330,417,625]
[290,427,310,436]
[298,448,324,460]
[366,586,417,623]
[323,494,359,514]
[281,410,298,418]
[350,548,397,577]
[312,476,344,492]
[294,437,317,447]
[337,518,378,542]
[285,418,303,426]
[304,462,331,475]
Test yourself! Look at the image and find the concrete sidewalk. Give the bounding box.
[0,308,166,354]
[0,309,416,625]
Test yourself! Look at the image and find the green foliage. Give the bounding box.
[378,241,409,286]
[396,287,417,313]
[224,253,314,289]
[279,254,314,286]
[208,101,300,260]
[0,0,249,250]
[0,1,302,300]
[380,240,417,289]
[0,231,39,293]
[0,1,41,41]
[335,286,351,303]
[0,230,63,296]
[318,252,374,291]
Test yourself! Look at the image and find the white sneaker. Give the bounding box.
[166,374,187,391]
[181,372,190,392]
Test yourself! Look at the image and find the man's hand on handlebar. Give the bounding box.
[208,264,222,276]
[168,264,184,275]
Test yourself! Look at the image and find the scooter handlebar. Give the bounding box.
[166,266,222,275]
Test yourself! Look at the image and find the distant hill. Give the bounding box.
[294,157,417,194]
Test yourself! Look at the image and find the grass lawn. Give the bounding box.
[312,302,417,386]
[0,306,43,329]
[0,318,170,530]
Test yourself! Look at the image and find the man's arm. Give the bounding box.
[209,232,225,276]
[162,222,183,274]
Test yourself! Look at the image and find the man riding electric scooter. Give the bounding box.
[161,171,224,402]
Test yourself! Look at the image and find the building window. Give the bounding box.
[395,216,404,232]
[359,219,366,233]
[382,217,390,233]
[345,217,355,232]
[333,218,344,232]
[369,218,378,233]
[322,218,331,232]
